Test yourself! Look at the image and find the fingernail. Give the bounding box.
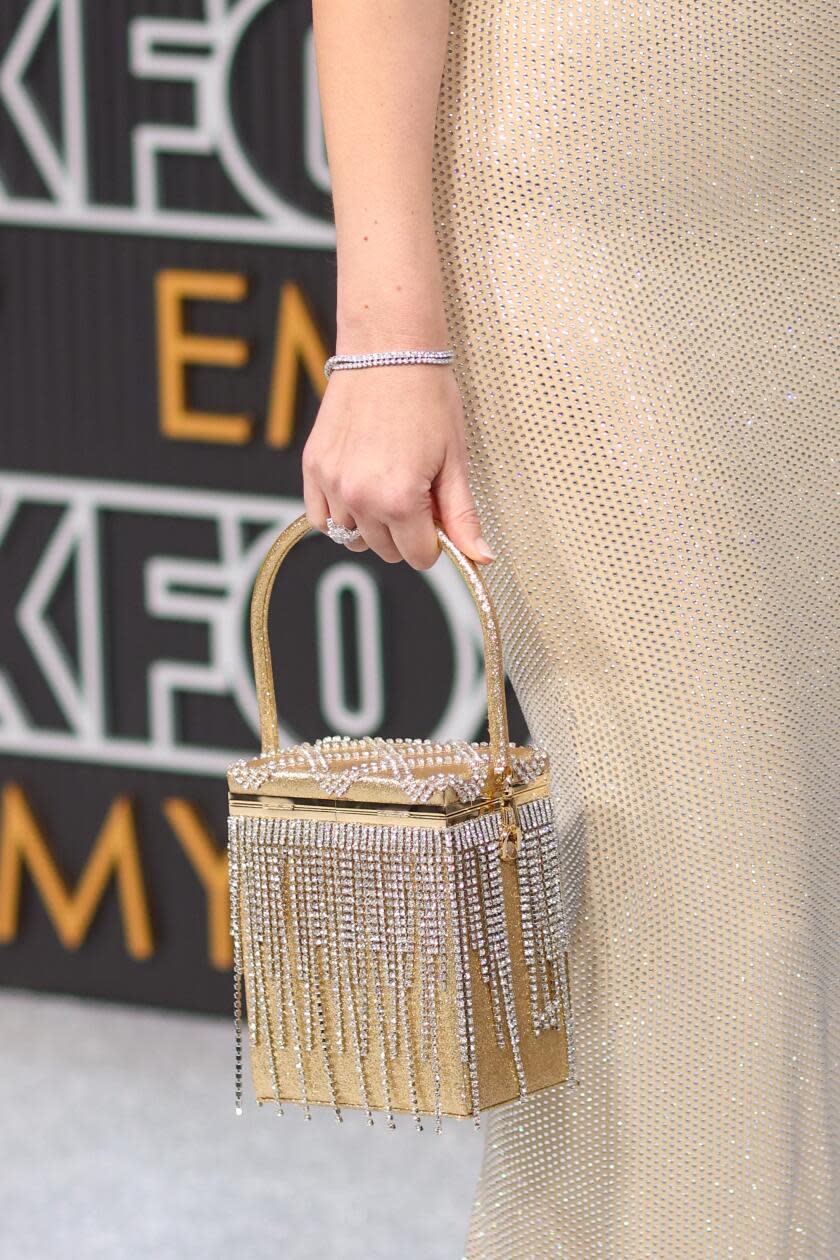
[475,536,495,561]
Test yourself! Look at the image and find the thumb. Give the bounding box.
[434,455,495,564]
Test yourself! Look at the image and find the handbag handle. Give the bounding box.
[249,511,513,792]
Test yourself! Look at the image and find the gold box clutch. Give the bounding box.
[227,512,575,1131]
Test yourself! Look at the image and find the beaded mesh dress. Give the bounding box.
[430,0,839,1255]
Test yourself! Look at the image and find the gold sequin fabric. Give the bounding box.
[431,0,839,1254]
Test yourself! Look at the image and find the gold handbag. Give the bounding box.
[227,512,574,1131]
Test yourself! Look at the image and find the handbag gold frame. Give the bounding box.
[227,512,573,1129]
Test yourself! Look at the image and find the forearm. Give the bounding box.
[311,0,450,351]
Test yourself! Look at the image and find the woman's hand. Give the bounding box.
[302,363,495,571]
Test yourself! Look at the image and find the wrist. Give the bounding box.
[335,310,450,355]
[336,275,449,351]
[334,234,449,353]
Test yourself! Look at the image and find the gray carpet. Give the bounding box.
[0,989,482,1260]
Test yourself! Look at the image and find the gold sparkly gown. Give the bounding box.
[430,0,840,1255]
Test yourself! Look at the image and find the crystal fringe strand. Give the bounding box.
[228,795,575,1131]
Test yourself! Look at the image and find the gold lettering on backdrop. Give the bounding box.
[265,280,328,448]
[0,784,154,959]
[163,798,231,971]
[156,269,252,444]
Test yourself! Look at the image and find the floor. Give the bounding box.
[0,988,482,1260]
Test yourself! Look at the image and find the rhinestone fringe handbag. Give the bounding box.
[227,512,575,1132]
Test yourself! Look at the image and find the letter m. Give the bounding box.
[0,783,153,959]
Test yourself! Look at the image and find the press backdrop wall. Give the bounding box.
[0,0,526,1014]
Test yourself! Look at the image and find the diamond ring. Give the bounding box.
[326,516,362,546]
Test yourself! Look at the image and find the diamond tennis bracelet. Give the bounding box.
[323,348,454,379]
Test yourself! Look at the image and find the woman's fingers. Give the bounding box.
[387,497,441,570]
[346,477,438,567]
[323,489,370,553]
[305,469,472,570]
[302,475,330,533]
[342,476,408,561]
[432,453,495,563]
[303,475,370,552]
[350,512,403,563]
